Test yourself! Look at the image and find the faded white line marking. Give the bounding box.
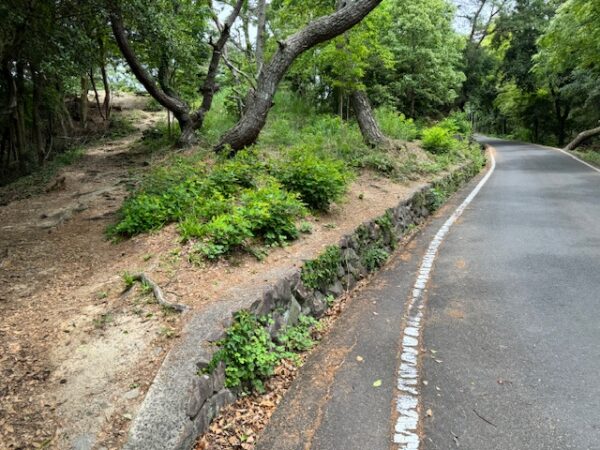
[538,144,600,174]
[393,151,496,450]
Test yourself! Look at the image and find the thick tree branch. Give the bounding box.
[216,0,384,152]
[565,125,600,151]
[109,10,190,122]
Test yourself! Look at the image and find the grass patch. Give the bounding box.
[573,149,600,168]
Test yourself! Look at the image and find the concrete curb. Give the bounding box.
[123,159,483,450]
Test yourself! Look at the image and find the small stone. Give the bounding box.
[123,387,140,400]
[309,291,327,317]
[196,358,210,372]
[293,281,313,304]
[212,388,235,415]
[211,361,225,393]
[186,375,212,418]
[286,297,301,327]
[326,280,344,298]
[206,329,225,343]
[273,278,293,306]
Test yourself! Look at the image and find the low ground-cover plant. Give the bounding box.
[301,245,342,290]
[207,311,281,393]
[206,311,319,393]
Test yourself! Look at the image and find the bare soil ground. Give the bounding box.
[0,96,427,450]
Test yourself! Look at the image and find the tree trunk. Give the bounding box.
[32,68,45,164]
[216,0,384,153]
[110,1,243,147]
[80,76,88,128]
[90,68,105,121]
[564,125,600,151]
[175,0,244,147]
[350,90,389,147]
[99,37,111,119]
[255,0,267,73]
[15,62,28,173]
[109,10,191,128]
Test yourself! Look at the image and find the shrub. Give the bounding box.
[239,183,306,245]
[421,126,455,154]
[207,311,281,393]
[439,111,472,136]
[301,245,342,289]
[195,212,254,258]
[109,192,171,236]
[208,150,264,195]
[375,107,420,141]
[273,149,350,211]
[357,152,399,177]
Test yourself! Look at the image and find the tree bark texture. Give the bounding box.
[564,125,600,151]
[350,90,389,147]
[215,0,384,153]
[255,0,267,73]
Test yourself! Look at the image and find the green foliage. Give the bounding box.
[273,149,351,211]
[374,107,420,141]
[439,112,472,136]
[137,121,179,153]
[204,312,278,393]
[362,246,389,272]
[239,184,306,245]
[301,245,342,290]
[298,221,313,234]
[278,315,318,352]
[207,150,263,195]
[427,187,448,210]
[108,115,137,138]
[122,271,135,288]
[421,126,455,154]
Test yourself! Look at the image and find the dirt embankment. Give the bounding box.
[0,95,428,450]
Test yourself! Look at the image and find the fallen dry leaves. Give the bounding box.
[195,287,357,450]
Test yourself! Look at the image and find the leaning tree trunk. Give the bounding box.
[350,90,389,147]
[564,125,600,151]
[215,0,384,153]
[255,0,267,74]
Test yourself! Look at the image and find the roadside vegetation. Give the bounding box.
[107,90,481,263]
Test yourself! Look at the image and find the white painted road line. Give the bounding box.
[393,151,497,450]
[541,144,600,175]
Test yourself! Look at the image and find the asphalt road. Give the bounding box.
[258,138,600,450]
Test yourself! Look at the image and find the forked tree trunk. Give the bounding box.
[216,0,384,153]
[564,125,600,151]
[110,0,243,147]
[350,90,390,147]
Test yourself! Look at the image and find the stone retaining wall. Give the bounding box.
[124,158,483,450]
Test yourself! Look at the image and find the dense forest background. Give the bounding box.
[0,0,598,184]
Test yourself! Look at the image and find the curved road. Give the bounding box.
[258,138,600,450]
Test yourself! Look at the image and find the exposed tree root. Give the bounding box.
[125,273,188,312]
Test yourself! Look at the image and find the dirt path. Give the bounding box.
[0,103,174,449]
